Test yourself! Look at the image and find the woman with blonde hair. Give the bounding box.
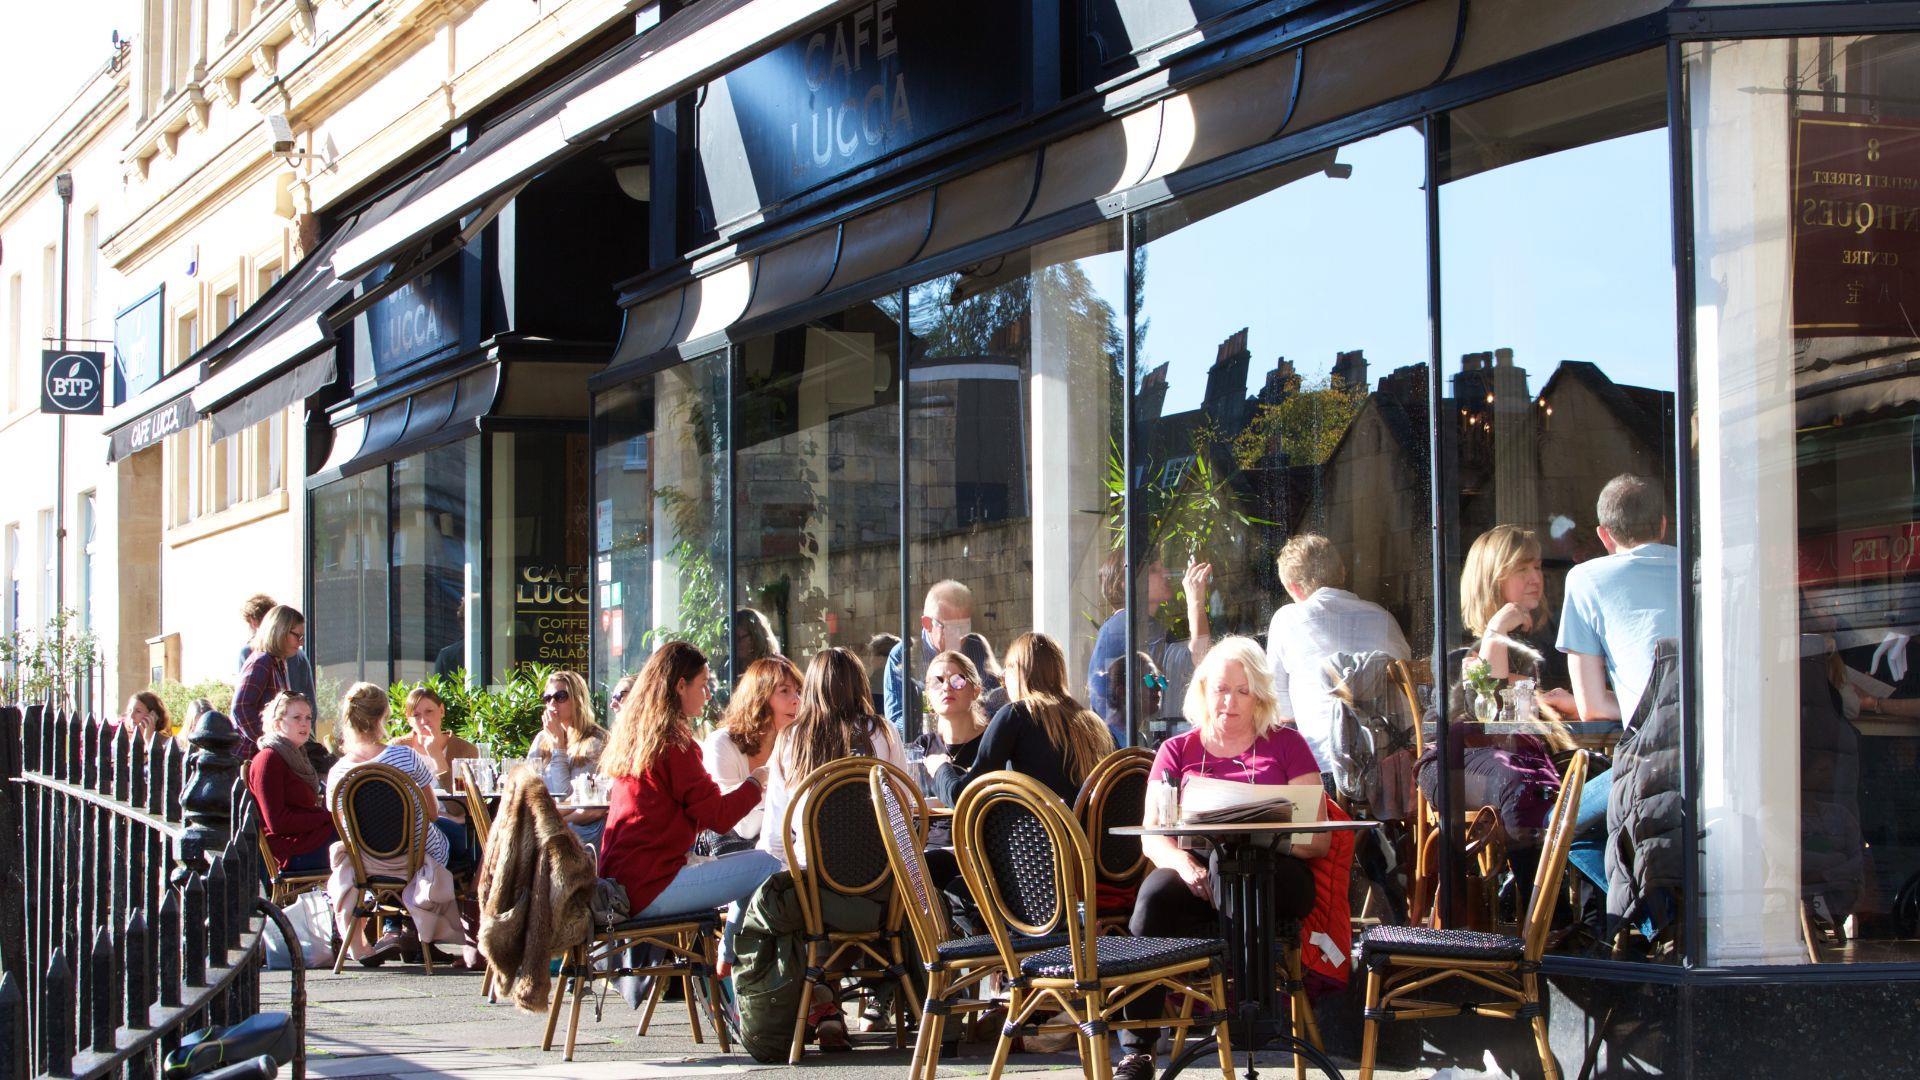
[233,605,306,759]
[326,681,462,967]
[1119,636,1329,1078]
[528,669,611,847]
[703,655,803,846]
[599,642,773,970]
[1460,525,1574,711]
[926,632,1113,807]
[247,692,336,873]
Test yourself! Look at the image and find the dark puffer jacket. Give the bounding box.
[1605,639,1682,921]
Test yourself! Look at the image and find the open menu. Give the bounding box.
[1176,777,1323,848]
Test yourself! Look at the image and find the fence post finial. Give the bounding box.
[180,709,245,858]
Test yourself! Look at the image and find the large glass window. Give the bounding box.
[311,470,391,703]
[1130,128,1434,741]
[1128,127,1433,929]
[899,223,1125,737]
[735,303,904,676]
[1692,33,1920,966]
[391,439,481,685]
[1436,52,1682,959]
[489,431,593,682]
[592,351,730,692]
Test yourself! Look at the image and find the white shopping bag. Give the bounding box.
[264,888,335,970]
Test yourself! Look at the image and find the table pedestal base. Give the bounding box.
[1160,1001,1344,1080]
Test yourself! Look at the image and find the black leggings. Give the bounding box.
[1119,851,1316,1053]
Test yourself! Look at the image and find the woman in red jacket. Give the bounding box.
[598,641,777,968]
[247,691,337,873]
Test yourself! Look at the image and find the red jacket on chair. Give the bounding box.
[1300,799,1358,995]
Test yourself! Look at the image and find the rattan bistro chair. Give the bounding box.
[1072,748,1153,935]
[783,757,923,1064]
[455,760,506,1002]
[953,771,1237,1080]
[869,764,1073,1080]
[1356,750,1590,1080]
[541,908,731,1060]
[256,820,331,907]
[329,762,434,975]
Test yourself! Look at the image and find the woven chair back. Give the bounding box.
[788,757,901,898]
[1075,748,1153,884]
[331,761,426,884]
[867,764,944,959]
[1521,749,1589,960]
[954,771,1098,980]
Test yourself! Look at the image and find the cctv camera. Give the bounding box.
[267,114,296,154]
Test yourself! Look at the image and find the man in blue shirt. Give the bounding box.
[1558,474,1681,728]
[885,580,976,736]
[1558,474,1681,896]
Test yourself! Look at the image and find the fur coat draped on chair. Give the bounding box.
[476,765,598,1010]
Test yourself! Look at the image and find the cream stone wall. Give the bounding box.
[2,0,659,707]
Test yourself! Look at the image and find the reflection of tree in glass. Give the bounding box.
[1234,373,1367,468]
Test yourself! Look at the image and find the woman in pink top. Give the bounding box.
[1117,635,1331,1080]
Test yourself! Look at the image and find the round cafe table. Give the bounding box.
[1111,821,1382,1080]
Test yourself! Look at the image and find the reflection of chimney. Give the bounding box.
[1332,349,1368,390]
[1258,356,1295,404]
[1488,346,1539,529]
[1203,329,1252,424]
[1138,361,1170,420]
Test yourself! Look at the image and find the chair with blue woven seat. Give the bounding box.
[953,771,1236,1080]
[540,906,730,1060]
[329,762,433,975]
[868,763,1075,1080]
[1356,750,1589,1080]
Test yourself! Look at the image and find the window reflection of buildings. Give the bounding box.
[1134,335,1676,649]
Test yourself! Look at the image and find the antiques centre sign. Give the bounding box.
[1793,112,1920,337]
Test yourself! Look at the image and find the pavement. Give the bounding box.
[263,964,1434,1080]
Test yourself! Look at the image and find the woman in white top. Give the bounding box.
[758,647,907,869]
[702,655,803,844]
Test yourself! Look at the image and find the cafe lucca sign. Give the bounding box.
[698,0,1021,226]
[1794,111,1920,337]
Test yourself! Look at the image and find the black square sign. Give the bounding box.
[41,350,105,416]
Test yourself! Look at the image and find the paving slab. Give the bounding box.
[267,968,1429,1080]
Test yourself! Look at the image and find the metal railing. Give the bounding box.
[0,704,306,1080]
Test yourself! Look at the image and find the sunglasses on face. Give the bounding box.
[938,673,972,691]
[542,689,571,705]
[1142,673,1169,691]
[609,692,627,709]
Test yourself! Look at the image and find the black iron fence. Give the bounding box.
[0,704,306,1080]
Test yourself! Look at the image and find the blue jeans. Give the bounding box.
[636,849,782,964]
[1566,766,1614,891]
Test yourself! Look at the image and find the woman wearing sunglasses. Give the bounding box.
[909,651,991,801]
[925,632,1114,807]
[528,670,610,848]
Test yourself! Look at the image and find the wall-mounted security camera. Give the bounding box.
[266,114,318,160]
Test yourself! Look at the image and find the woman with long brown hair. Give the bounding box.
[757,646,906,869]
[926,632,1114,806]
[702,656,803,846]
[598,642,775,966]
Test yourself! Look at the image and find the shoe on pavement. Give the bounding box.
[359,934,405,969]
[1114,1051,1156,1080]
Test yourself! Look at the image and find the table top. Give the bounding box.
[1421,719,1623,737]
[1112,820,1382,838]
